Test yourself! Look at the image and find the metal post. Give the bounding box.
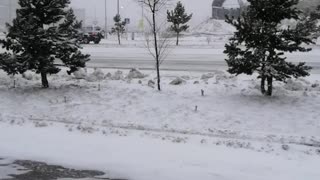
[104,0,108,39]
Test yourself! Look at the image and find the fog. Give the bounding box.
[70,0,214,29]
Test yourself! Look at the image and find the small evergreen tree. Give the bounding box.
[0,0,89,88]
[167,1,192,46]
[111,14,126,45]
[224,0,314,96]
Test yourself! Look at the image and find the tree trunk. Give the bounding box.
[117,31,121,45]
[266,76,273,96]
[152,9,161,91]
[260,76,266,95]
[176,32,179,46]
[41,72,49,88]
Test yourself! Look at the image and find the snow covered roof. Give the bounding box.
[212,0,248,9]
[223,0,241,8]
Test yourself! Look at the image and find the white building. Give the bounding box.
[212,0,247,19]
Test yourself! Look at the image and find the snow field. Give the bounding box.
[0,68,320,180]
[0,68,319,144]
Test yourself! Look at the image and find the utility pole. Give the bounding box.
[105,0,108,39]
[8,0,12,22]
[141,1,144,32]
[117,0,120,15]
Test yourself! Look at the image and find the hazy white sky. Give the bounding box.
[70,0,214,28]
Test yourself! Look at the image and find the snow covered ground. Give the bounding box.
[1,28,320,179]
[0,68,320,180]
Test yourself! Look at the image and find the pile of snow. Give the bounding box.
[73,68,87,79]
[73,69,148,82]
[201,70,234,83]
[22,72,37,81]
[192,18,236,35]
[284,79,309,91]
[87,68,105,82]
[170,77,186,85]
[126,68,146,79]
[111,70,124,80]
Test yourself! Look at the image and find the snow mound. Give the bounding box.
[284,79,309,91]
[22,72,34,81]
[111,70,124,80]
[201,70,230,81]
[170,77,186,85]
[73,68,87,79]
[192,18,235,35]
[90,68,105,81]
[201,73,215,80]
[126,68,146,79]
[148,80,155,88]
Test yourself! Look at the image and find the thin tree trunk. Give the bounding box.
[117,31,121,45]
[152,9,161,91]
[260,76,266,95]
[176,32,179,46]
[41,72,49,88]
[267,76,273,96]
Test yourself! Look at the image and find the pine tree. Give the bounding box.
[167,1,192,46]
[224,0,314,96]
[0,0,89,88]
[111,14,126,45]
[309,5,320,38]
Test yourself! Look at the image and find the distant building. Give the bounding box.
[73,8,86,26]
[212,0,245,20]
[0,0,19,31]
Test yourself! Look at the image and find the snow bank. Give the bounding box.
[192,18,236,35]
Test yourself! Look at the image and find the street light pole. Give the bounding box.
[104,0,108,39]
[8,0,12,22]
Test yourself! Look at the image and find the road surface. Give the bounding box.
[82,46,320,73]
